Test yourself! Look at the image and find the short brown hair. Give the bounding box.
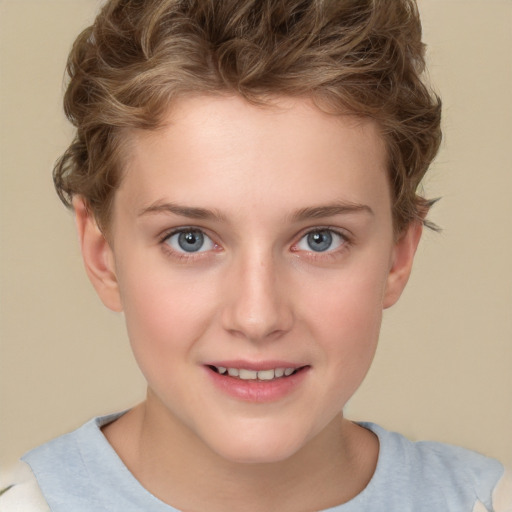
[54,0,441,233]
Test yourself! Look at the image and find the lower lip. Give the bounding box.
[205,367,309,403]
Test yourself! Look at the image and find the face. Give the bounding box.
[79,95,420,464]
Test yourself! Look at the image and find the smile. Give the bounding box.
[208,365,301,381]
[205,363,310,402]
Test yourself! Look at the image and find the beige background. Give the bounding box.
[1,0,511,471]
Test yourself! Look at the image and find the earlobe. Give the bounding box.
[73,197,123,312]
[383,221,423,309]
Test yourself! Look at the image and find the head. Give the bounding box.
[56,0,442,464]
[54,0,441,237]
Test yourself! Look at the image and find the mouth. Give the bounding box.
[206,365,306,381]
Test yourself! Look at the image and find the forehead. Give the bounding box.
[129,95,386,165]
[116,95,391,222]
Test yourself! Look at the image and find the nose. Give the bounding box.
[221,251,294,342]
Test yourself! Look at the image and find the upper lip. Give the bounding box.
[205,360,307,371]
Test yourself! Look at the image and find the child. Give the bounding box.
[2,0,511,510]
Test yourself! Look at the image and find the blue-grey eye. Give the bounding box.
[296,229,344,252]
[165,229,215,253]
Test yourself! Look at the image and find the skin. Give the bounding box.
[74,95,422,511]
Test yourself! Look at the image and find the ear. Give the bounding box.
[383,221,423,309]
[73,197,123,312]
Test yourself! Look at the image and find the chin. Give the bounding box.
[201,423,312,465]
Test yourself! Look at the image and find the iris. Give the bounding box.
[307,231,333,252]
[177,230,204,252]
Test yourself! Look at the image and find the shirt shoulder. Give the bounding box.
[20,412,178,512]
[352,423,511,512]
[416,440,511,511]
[0,460,50,512]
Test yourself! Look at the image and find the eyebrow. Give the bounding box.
[138,200,373,222]
[138,201,227,222]
[291,202,374,222]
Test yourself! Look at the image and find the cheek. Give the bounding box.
[307,262,386,330]
[118,270,217,378]
[303,262,388,374]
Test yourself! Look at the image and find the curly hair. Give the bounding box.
[54,0,441,234]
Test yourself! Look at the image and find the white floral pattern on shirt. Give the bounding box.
[472,468,512,512]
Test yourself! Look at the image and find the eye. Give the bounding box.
[164,229,215,253]
[296,229,346,253]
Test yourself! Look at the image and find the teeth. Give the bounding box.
[239,369,258,380]
[257,369,275,381]
[213,366,298,380]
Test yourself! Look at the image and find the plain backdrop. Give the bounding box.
[1,0,511,472]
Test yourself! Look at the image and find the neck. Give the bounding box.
[102,398,378,512]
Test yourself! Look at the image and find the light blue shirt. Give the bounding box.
[21,412,507,511]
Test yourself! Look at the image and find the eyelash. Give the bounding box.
[158,226,351,262]
[291,227,351,262]
[159,227,219,262]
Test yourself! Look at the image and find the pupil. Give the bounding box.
[307,231,332,252]
[178,230,204,252]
